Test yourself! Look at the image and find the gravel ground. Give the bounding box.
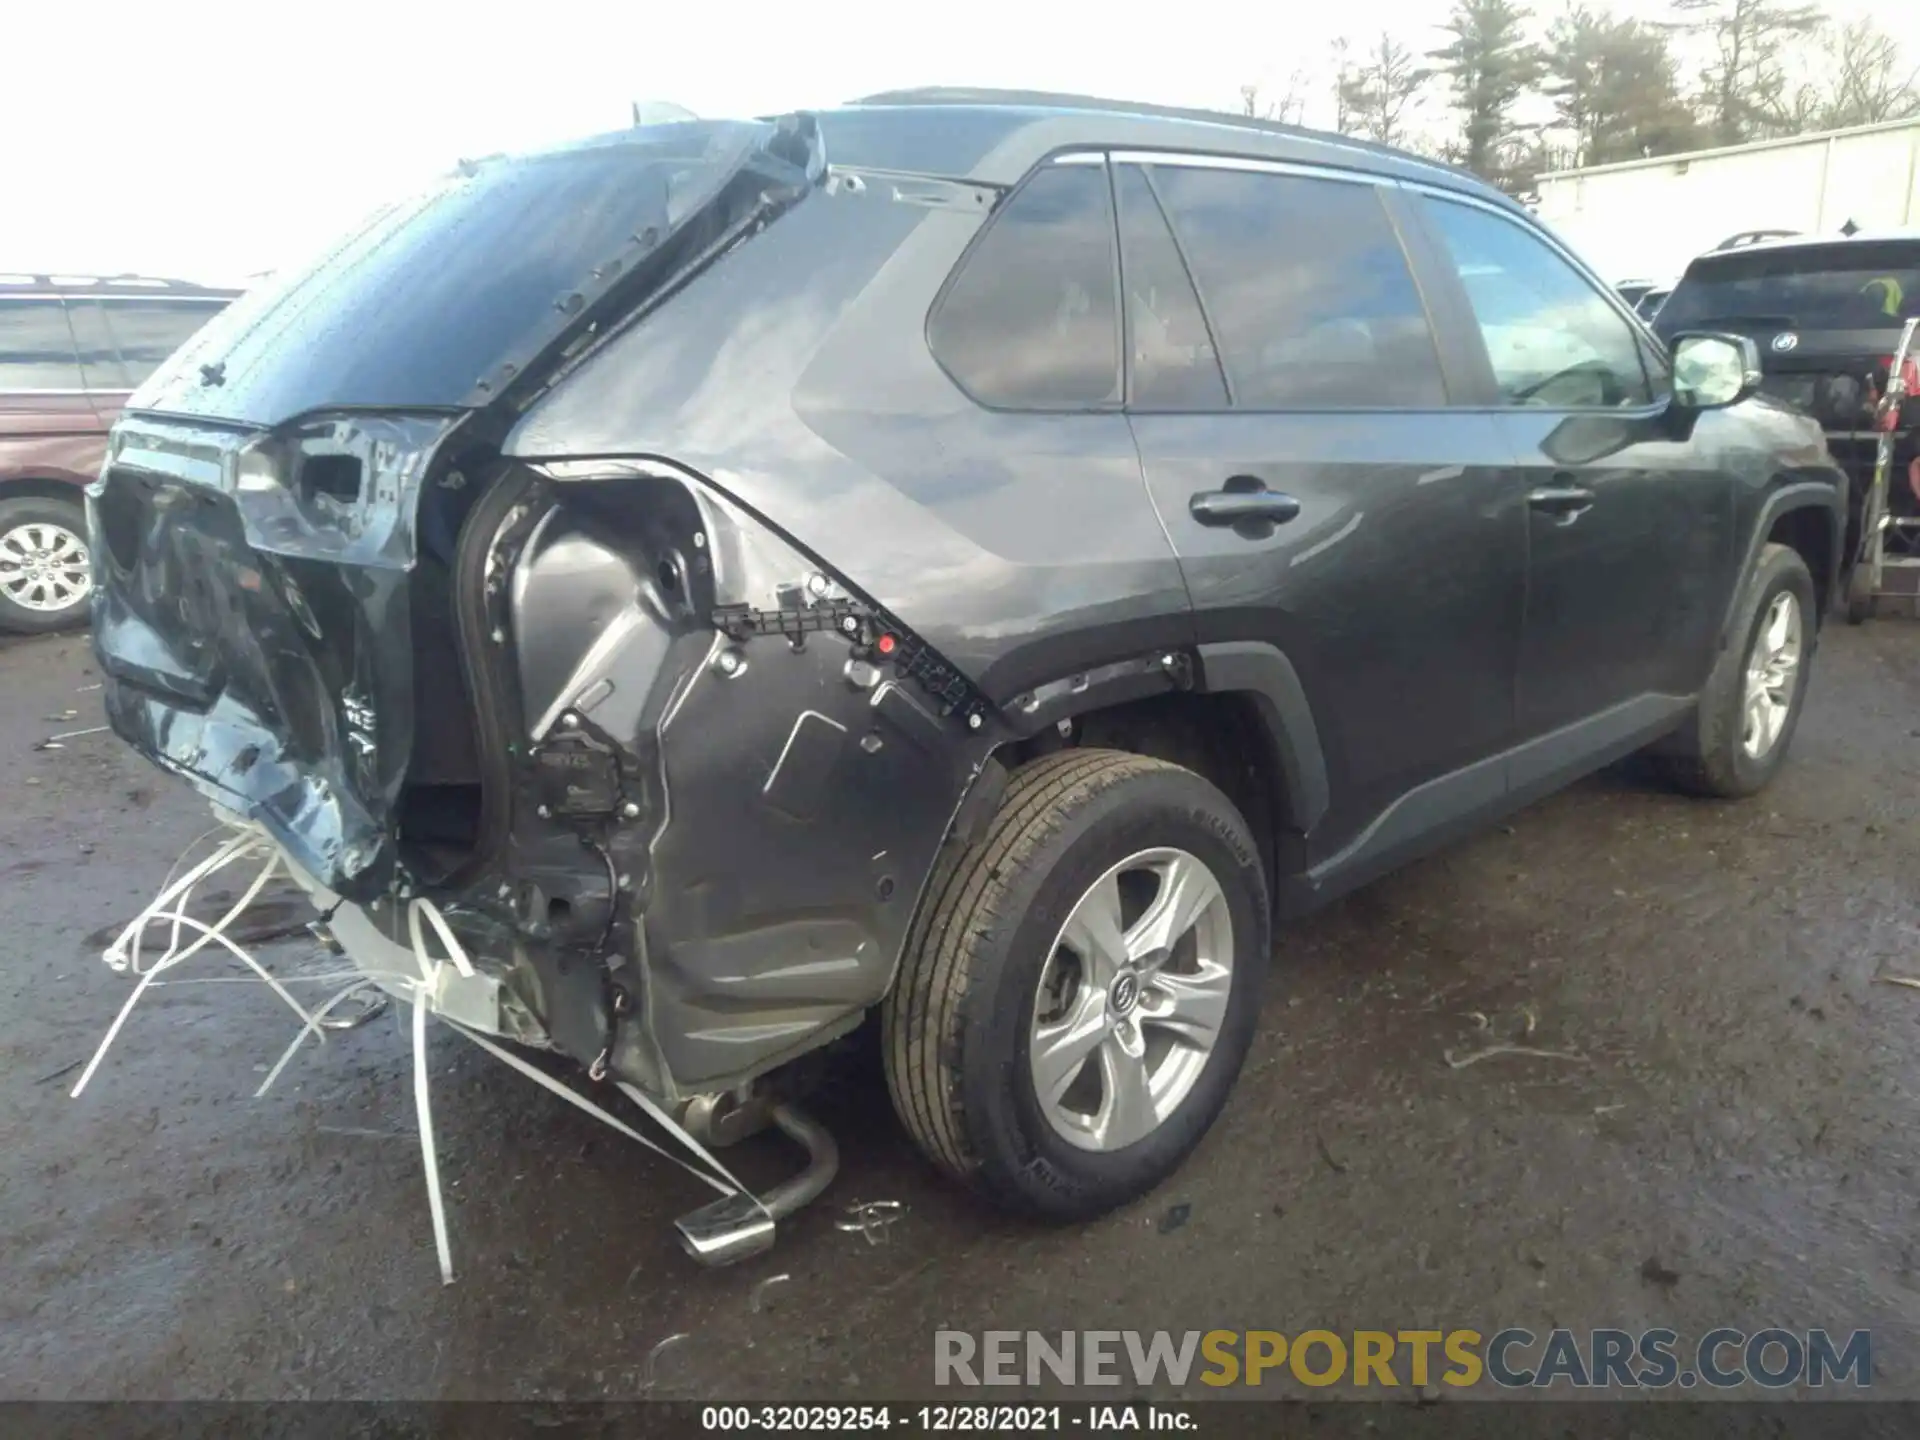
[2,618,1918,1403]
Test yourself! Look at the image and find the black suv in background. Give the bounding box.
[1654,233,1920,605]
[0,276,237,632]
[90,92,1845,1243]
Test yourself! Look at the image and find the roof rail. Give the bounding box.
[0,272,238,294]
[848,85,1473,183]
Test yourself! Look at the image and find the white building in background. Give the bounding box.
[1534,117,1920,286]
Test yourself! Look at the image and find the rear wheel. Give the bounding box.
[1658,542,1815,798]
[882,750,1269,1220]
[0,495,93,634]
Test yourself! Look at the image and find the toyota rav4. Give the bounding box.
[89,91,1846,1250]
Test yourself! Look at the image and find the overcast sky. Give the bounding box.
[5,0,1915,282]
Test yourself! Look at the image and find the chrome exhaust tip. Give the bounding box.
[672,1100,840,1267]
[675,1191,777,1266]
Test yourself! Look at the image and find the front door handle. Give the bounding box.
[1527,485,1597,524]
[1189,481,1302,529]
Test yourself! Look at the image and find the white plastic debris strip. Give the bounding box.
[72,811,760,1284]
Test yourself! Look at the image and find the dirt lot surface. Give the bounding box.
[2,620,1918,1404]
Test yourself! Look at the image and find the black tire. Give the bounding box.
[0,493,93,635]
[1657,542,1817,798]
[882,749,1269,1220]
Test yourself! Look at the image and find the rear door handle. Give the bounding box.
[1189,482,1302,529]
[1527,485,1597,524]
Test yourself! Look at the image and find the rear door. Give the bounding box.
[1409,191,1734,751]
[1119,156,1528,864]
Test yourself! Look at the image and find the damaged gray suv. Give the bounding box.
[90,90,1846,1255]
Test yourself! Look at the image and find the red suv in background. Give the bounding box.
[0,275,239,632]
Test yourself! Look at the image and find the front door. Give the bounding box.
[1114,157,1528,864]
[1409,194,1736,752]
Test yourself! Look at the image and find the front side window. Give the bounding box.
[1421,197,1652,409]
[0,300,83,390]
[1145,165,1447,409]
[1636,330,1671,403]
[929,161,1120,410]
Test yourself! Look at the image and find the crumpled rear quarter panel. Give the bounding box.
[509,468,991,1092]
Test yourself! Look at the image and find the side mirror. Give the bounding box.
[1670,332,1762,410]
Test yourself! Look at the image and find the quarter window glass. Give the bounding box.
[0,300,83,389]
[63,299,132,390]
[1114,165,1227,409]
[1147,166,1446,409]
[1421,198,1652,409]
[99,300,228,387]
[930,162,1120,409]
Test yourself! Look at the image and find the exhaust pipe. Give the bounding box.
[673,1101,840,1266]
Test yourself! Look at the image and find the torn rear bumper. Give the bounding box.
[91,413,458,900]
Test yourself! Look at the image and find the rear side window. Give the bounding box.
[929,162,1120,409]
[63,298,131,390]
[97,300,228,387]
[1113,165,1227,409]
[0,300,82,389]
[1145,166,1446,409]
[1421,197,1652,409]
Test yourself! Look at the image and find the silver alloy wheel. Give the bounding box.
[0,519,92,614]
[1742,589,1803,759]
[1028,846,1235,1153]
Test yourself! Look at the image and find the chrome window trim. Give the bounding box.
[1396,180,1632,315]
[1053,150,1385,187]
[1108,150,1378,185]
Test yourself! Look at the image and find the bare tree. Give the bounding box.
[1668,0,1825,144]
[1808,18,1920,129]
[1339,33,1435,148]
[1332,37,1355,135]
[1240,72,1312,125]
[1273,68,1311,125]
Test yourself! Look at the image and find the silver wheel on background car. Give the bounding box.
[0,519,92,615]
[1029,847,1235,1153]
[1742,590,1803,759]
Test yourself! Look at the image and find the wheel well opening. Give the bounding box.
[1768,505,1833,613]
[0,478,89,511]
[1002,691,1298,908]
